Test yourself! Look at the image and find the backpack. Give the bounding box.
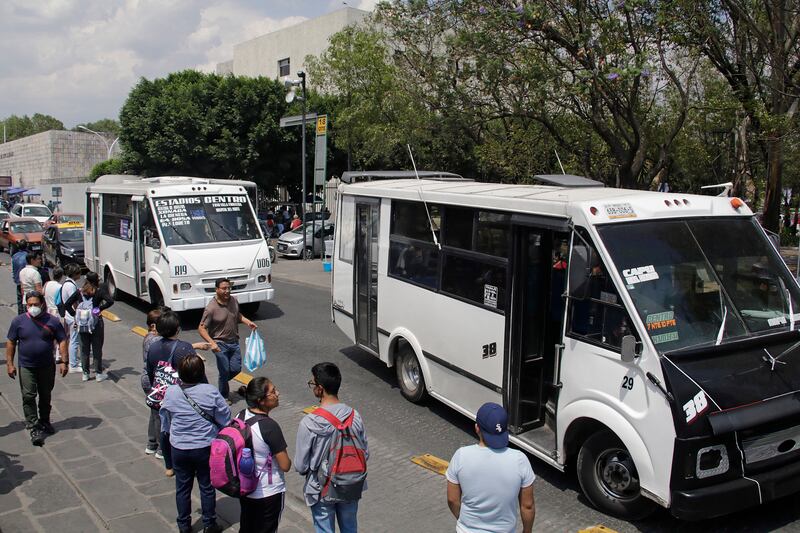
[313,407,368,503]
[209,414,272,498]
[56,279,76,318]
[75,295,96,333]
[144,343,180,410]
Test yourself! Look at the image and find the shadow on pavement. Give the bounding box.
[0,419,25,438]
[52,415,102,432]
[339,345,397,389]
[0,450,35,493]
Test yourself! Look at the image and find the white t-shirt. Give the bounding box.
[445,444,535,533]
[242,409,288,498]
[19,265,42,296]
[43,280,62,316]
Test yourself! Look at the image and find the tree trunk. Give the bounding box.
[731,113,750,200]
[762,135,783,233]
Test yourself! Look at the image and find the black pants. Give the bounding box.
[239,492,284,533]
[16,284,23,315]
[79,318,104,374]
[19,364,56,428]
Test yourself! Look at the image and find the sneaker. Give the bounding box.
[30,428,45,447]
[155,450,164,460]
[145,447,157,455]
[38,421,55,435]
[203,523,223,533]
[82,373,90,382]
[96,373,109,382]
[69,365,82,374]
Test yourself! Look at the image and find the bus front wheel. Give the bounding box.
[104,268,118,300]
[149,284,164,308]
[396,345,427,403]
[577,430,656,520]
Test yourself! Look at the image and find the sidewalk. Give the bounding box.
[271,255,331,290]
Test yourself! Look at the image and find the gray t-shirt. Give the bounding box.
[445,444,535,533]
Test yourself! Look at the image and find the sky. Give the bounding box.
[0,0,377,129]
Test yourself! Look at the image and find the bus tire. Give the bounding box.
[104,268,118,300]
[576,429,656,520]
[396,345,427,403]
[149,284,164,307]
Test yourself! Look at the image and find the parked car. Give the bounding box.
[43,212,84,229]
[0,210,9,222]
[42,222,85,267]
[0,217,44,254]
[276,221,334,259]
[10,203,52,223]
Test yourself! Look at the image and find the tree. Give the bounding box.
[119,70,298,193]
[88,157,126,181]
[0,113,65,141]
[74,119,121,135]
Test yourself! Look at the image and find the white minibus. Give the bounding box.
[85,175,274,312]
[331,171,800,520]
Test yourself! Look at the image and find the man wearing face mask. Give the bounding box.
[6,291,68,447]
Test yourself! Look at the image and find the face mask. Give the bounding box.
[28,306,42,317]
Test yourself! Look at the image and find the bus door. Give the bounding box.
[131,196,148,297]
[354,200,380,352]
[86,193,101,273]
[506,223,570,434]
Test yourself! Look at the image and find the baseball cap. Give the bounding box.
[476,402,509,449]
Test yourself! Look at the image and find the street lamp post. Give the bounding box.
[78,125,119,160]
[285,71,309,260]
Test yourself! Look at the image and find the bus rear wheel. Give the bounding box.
[396,345,427,403]
[577,430,657,520]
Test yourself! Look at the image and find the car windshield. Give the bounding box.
[59,228,84,241]
[10,221,42,233]
[153,194,261,246]
[289,222,332,236]
[60,215,82,223]
[24,206,51,217]
[598,217,800,352]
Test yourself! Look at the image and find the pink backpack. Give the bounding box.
[209,415,272,498]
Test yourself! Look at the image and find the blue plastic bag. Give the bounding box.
[244,330,267,372]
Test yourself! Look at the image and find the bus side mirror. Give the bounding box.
[150,238,160,250]
[620,335,639,363]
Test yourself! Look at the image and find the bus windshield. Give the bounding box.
[598,217,800,352]
[153,194,261,246]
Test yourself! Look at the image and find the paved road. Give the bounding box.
[2,256,800,531]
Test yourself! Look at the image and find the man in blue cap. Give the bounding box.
[445,402,535,533]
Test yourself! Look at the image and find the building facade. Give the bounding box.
[0,130,119,189]
[216,7,369,81]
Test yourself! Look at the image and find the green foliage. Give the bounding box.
[119,70,297,194]
[74,119,120,136]
[88,157,126,181]
[0,113,65,141]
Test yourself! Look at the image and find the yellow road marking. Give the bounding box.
[410,454,449,476]
[101,310,121,322]
[233,372,252,385]
[131,326,148,337]
[579,527,619,533]
[302,405,319,414]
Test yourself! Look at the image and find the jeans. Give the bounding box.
[214,341,241,398]
[65,319,80,368]
[172,446,215,530]
[147,408,161,451]
[310,501,359,533]
[19,365,56,428]
[159,432,173,470]
[79,318,104,374]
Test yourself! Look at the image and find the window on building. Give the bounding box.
[278,58,290,77]
[101,194,133,240]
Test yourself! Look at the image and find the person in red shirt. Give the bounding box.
[290,215,302,230]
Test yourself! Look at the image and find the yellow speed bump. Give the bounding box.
[101,310,121,322]
[131,326,148,337]
[302,405,319,414]
[579,526,619,533]
[233,372,252,385]
[411,454,449,476]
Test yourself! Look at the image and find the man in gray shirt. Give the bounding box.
[295,362,369,533]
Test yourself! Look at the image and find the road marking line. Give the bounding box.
[131,326,148,337]
[101,310,121,322]
[411,454,449,475]
[233,372,252,385]
[302,405,319,414]
[579,526,619,533]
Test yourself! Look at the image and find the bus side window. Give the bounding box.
[567,227,638,350]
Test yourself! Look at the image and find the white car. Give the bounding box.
[276,221,334,258]
[10,203,52,223]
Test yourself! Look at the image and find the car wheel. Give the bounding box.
[304,247,314,260]
[395,344,427,403]
[576,430,657,520]
[269,246,277,263]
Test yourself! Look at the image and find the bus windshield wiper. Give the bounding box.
[168,224,193,245]
[208,217,241,241]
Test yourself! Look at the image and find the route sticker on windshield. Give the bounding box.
[622,265,659,285]
[605,203,637,219]
[646,311,677,331]
[484,284,498,308]
[768,316,787,327]
[651,331,679,344]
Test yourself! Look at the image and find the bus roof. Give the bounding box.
[339,178,752,224]
[88,175,256,196]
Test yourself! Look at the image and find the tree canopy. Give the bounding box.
[0,113,65,141]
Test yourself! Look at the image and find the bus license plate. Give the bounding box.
[605,203,636,219]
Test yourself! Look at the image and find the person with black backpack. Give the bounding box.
[58,263,82,372]
[236,378,292,533]
[295,362,369,533]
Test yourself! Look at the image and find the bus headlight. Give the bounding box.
[257,275,266,283]
[179,282,192,291]
[696,445,729,479]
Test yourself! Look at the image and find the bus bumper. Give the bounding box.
[169,288,275,311]
[671,459,800,520]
